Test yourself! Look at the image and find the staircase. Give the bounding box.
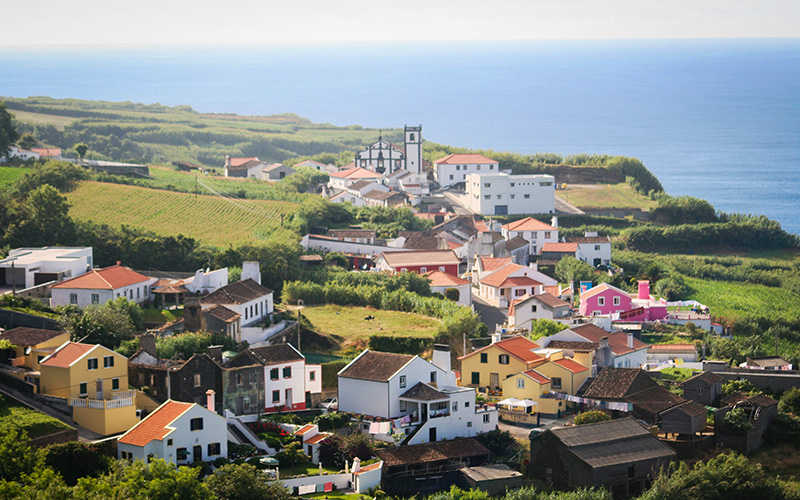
[228,424,258,448]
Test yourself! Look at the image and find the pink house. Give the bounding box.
[579,281,667,322]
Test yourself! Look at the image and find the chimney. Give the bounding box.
[551,216,558,228]
[206,389,216,412]
[207,345,222,363]
[139,334,157,358]
[241,261,261,285]
[183,296,202,332]
[352,456,361,473]
[627,331,634,349]
[194,269,205,289]
[584,231,598,238]
[225,155,231,168]
[637,280,650,300]
[432,344,451,373]
[491,332,502,344]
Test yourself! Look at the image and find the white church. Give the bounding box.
[355,125,423,175]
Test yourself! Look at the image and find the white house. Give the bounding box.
[0,246,93,289]
[4,145,41,161]
[247,344,321,412]
[538,323,649,369]
[295,424,331,464]
[346,180,389,197]
[500,217,559,256]
[294,159,332,171]
[425,270,472,306]
[224,157,267,178]
[478,263,548,307]
[328,166,383,190]
[329,190,368,207]
[466,173,556,216]
[118,398,227,465]
[572,232,613,267]
[262,163,296,181]
[337,346,497,446]
[201,262,273,327]
[50,264,157,308]
[183,267,228,294]
[434,154,499,188]
[507,293,572,331]
[301,234,405,259]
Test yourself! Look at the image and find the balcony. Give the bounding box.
[70,397,134,409]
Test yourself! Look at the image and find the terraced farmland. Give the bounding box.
[66,181,298,247]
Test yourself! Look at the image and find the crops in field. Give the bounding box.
[557,183,657,210]
[65,181,299,247]
[684,276,800,324]
[0,166,28,188]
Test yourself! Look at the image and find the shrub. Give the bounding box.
[779,387,800,416]
[314,411,352,432]
[275,441,308,467]
[573,411,611,426]
[721,407,754,435]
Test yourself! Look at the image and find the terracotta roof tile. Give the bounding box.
[478,256,512,272]
[569,324,647,356]
[353,461,382,475]
[0,328,68,347]
[434,154,498,165]
[461,336,542,364]
[547,340,599,351]
[51,264,150,290]
[541,242,579,253]
[425,270,470,287]
[648,344,697,353]
[228,157,259,167]
[553,358,589,373]
[339,350,414,382]
[118,400,194,447]
[379,250,460,268]
[40,342,96,368]
[400,382,449,401]
[304,433,329,445]
[523,370,550,384]
[480,263,525,287]
[296,424,316,436]
[502,217,557,232]
[330,167,382,179]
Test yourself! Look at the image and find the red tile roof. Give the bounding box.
[51,264,150,290]
[434,154,498,165]
[541,242,579,253]
[295,424,316,436]
[304,433,329,445]
[479,263,525,287]
[379,250,460,268]
[229,157,259,167]
[40,342,96,368]
[425,270,469,287]
[647,344,697,353]
[478,256,512,272]
[461,336,542,363]
[553,358,589,373]
[353,461,382,475]
[570,324,648,356]
[523,370,550,385]
[30,147,61,157]
[502,217,556,232]
[495,276,543,289]
[118,400,194,447]
[330,167,382,179]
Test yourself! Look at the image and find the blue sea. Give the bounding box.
[2,39,799,234]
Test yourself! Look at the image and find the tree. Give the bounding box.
[42,441,110,486]
[555,257,594,286]
[3,184,76,248]
[75,459,210,500]
[573,411,611,425]
[0,102,19,159]
[74,142,89,159]
[779,388,800,417]
[59,301,137,349]
[721,407,754,435]
[529,319,569,341]
[444,287,460,302]
[0,428,38,482]
[205,463,290,500]
[17,133,38,150]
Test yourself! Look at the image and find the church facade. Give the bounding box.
[355,125,422,175]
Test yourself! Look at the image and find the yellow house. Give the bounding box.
[39,341,138,436]
[0,328,70,389]
[501,369,565,418]
[533,357,590,398]
[458,336,543,393]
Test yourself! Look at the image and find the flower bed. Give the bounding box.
[246,421,295,450]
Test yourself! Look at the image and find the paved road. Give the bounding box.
[471,293,507,331]
[554,194,585,215]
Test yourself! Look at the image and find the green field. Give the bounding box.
[557,183,657,210]
[0,166,28,188]
[0,395,72,438]
[65,181,298,247]
[684,276,800,324]
[301,305,440,343]
[145,166,308,202]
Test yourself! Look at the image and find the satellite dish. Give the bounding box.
[25,347,31,355]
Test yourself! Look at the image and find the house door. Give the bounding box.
[285,388,292,410]
[594,258,601,266]
[429,427,437,442]
[193,445,202,463]
[490,373,499,389]
[96,379,103,400]
[236,396,244,415]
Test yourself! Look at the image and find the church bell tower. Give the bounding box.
[404,125,422,175]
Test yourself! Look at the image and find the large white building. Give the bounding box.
[355,126,423,175]
[0,247,93,289]
[433,154,500,188]
[337,346,497,446]
[118,399,227,465]
[50,264,156,308]
[466,173,555,216]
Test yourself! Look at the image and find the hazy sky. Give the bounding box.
[3,0,799,47]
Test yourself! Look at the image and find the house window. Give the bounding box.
[236,373,243,385]
[399,375,406,388]
[79,382,87,396]
[499,354,509,365]
[471,372,480,385]
[484,195,490,200]
[480,353,488,364]
[552,377,562,389]
[272,390,280,403]
[531,305,538,313]
[167,439,173,446]
[524,194,530,199]
[484,183,491,188]
[496,195,501,199]
[400,401,407,412]
[87,358,98,370]
[439,266,446,272]
[283,366,291,379]
[544,232,551,238]
[465,401,470,408]
[190,418,203,431]
[515,289,526,296]
[595,245,601,250]
[698,387,704,395]
[452,401,458,412]
[91,294,99,304]
[489,165,494,170]
[177,448,188,461]
[193,373,201,387]
[613,296,621,306]
[510,183,515,187]
[467,421,472,427]
[540,182,553,186]
[430,371,437,384]
[104,356,114,368]
[112,378,120,390]
[137,288,140,298]
[517,378,525,389]
[70,293,78,304]
[208,442,221,456]
[450,174,454,180]
[483,414,490,423]
[476,165,481,170]
[309,370,316,381]
[598,297,605,306]
[420,267,427,273]
[510,195,515,199]
[270,368,279,380]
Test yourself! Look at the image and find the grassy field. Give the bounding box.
[146,166,307,202]
[301,305,440,343]
[142,307,184,323]
[0,166,28,189]
[684,276,800,324]
[65,181,298,247]
[0,395,72,438]
[557,183,657,210]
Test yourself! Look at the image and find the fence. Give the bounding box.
[70,397,134,409]
[0,309,59,330]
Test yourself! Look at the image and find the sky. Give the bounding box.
[2,0,799,48]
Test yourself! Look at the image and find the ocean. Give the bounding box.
[1,38,799,234]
